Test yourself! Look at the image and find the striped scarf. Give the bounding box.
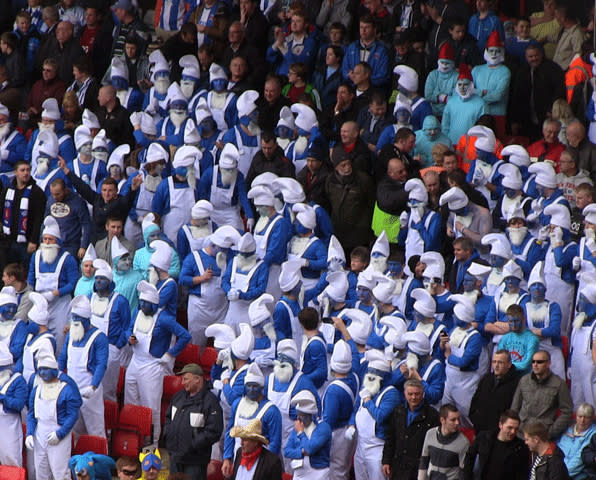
[3,185,32,243]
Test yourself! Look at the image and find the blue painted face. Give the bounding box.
[139,300,157,316]
[211,78,227,92]
[414,311,426,324]
[275,125,292,139]
[244,382,262,401]
[504,276,521,292]
[507,315,524,332]
[154,71,169,80]
[387,261,402,276]
[462,272,477,292]
[38,367,58,382]
[453,205,470,216]
[293,221,311,235]
[174,166,188,178]
[296,412,312,427]
[476,149,492,163]
[490,254,506,269]
[198,118,216,135]
[529,283,546,302]
[504,188,517,199]
[356,286,372,303]
[536,184,546,197]
[0,303,17,321]
[395,108,411,124]
[94,276,111,293]
[455,316,469,328]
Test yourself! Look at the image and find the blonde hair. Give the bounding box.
[62,91,80,109]
[551,99,574,123]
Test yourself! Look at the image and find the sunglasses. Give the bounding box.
[120,469,137,476]
[532,359,547,364]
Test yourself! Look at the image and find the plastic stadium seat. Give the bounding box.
[207,460,224,480]
[74,435,108,455]
[200,347,218,379]
[0,465,26,480]
[111,429,142,458]
[460,427,475,443]
[282,473,293,480]
[175,343,201,372]
[104,399,119,432]
[163,375,184,399]
[562,335,569,364]
[119,404,153,438]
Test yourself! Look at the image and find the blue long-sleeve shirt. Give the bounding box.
[552,242,579,285]
[391,358,446,406]
[177,220,217,261]
[264,371,321,420]
[67,158,108,192]
[291,235,327,279]
[342,40,390,87]
[25,128,76,165]
[151,177,197,218]
[254,215,290,266]
[349,385,400,440]
[221,365,248,406]
[125,308,191,358]
[221,259,269,300]
[284,421,332,468]
[498,330,539,374]
[45,190,91,254]
[27,373,82,439]
[197,166,254,219]
[156,278,178,316]
[224,397,282,459]
[467,11,505,52]
[28,250,79,296]
[14,332,56,375]
[266,34,318,76]
[92,292,131,348]
[0,373,27,413]
[179,249,222,296]
[322,374,359,429]
[397,210,442,252]
[155,117,190,147]
[0,129,26,173]
[6,320,28,366]
[447,328,483,371]
[511,235,547,279]
[474,294,495,345]
[273,296,301,341]
[301,334,328,389]
[521,299,563,348]
[58,326,109,388]
[558,424,596,479]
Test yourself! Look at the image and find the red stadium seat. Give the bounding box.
[207,460,224,480]
[460,427,475,443]
[104,400,119,432]
[111,429,142,458]
[163,375,184,399]
[0,465,26,480]
[200,347,218,379]
[175,343,201,372]
[119,404,153,438]
[282,473,293,480]
[74,435,108,455]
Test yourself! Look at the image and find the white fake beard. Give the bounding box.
[508,226,527,246]
[41,380,62,400]
[36,158,49,176]
[144,174,161,193]
[295,136,308,155]
[273,360,294,383]
[180,81,195,99]
[91,296,109,316]
[135,311,154,334]
[450,327,468,348]
[186,166,197,190]
[363,374,382,397]
[585,227,596,241]
[211,92,227,109]
[437,61,454,73]
[274,197,285,213]
[484,49,505,65]
[237,254,257,271]
[370,257,387,273]
[0,320,14,338]
[216,251,227,270]
[0,123,10,140]
[415,322,434,337]
[237,397,259,418]
[290,236,310,256]
[405,351,419,370]
[574,312,588,330]
[38,122,55,133]
[0,370,11,387]
[154,78,170,95]
[455,214,473,228]
[116,89,128,106]
[277,137,290,150]
[190,224,210,238]
[220,168,237,186]
[148,267,159,286]
[393,278,404,296]
[499,292,519,313]
[304,421,316,438]
[247,121,261,136]
[70,321,85,342]
[40,243,60,264]
[463,290,480,303]
[298,286,305,308]
[93,151,109,162]
[170,111,187,128]
[457,84,475,100]
[255,215,269,233]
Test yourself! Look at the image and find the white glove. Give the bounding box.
[217,348,230,365]
[573,256,582,271]
[344,426,356,440]
[300,257,309,268]
[160,352,174,366]
[41,291,54,302]
[549,226,563,245]
[227,289,240,301]
[574,312,588,330]
[359,388,372,399]
[438,94,447,103]
[531,198,543,214]
[212,379,223,390]
[328,258,343,272]
[80,386,95,398]
[593,113,596,121]
[246,218,255,233]
[263,322,277,343]
[320,295,331,318]
[47,431,60,446]
[526,212,539,224]
[130,112,140,127]
[25,435,35,450]
[0,149,8,161]
[538,226,550,242]
[399,211,409,226]
[587,237,596,254]
[221,369,231,382]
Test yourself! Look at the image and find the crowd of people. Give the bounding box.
[2,0,596,478]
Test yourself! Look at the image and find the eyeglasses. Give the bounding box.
[532,359,547,364]
[42,68,54,72]
[120,469,137,476]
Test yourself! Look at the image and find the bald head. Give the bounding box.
[340,121,359,145]
[98,85,116,108]
[56,20,73,44]
[566,120,586,148]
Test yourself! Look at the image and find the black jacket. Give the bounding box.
[581,432,596,479]
[297,163,332,212]
[382,402,440,480]
[532,445,570,480]
[221,40,267,89]
[469,367,521,433]
[231,446,283,480]
[463,429,529,480]
[96,99,135,147]
[257,96,292,132]
[245,147,296,189]
[0,176,46,244]
[35,36,85,84]
[164,385,223,465]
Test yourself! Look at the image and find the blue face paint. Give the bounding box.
[38,367,58,382]
[505,188,517,199]
[154,71,169,79]
[387,261,402,276]
[453,205,470,216]
[0,303,17,321]
[94,276,111,293]
[174,166,188,178]
[28,322,40,335]
[529,283,546,302]
[296,412,312,426]
[211,78,227,92]
[289,281,302,298]
[536,185,546,197]
[476,149,492,163]
[170,100,188,111]
[275,125,292,139]
[462,272,477,292]
[293,221,311,235]
[395,109,411,124]
[414,311,425,324]
[507,315,524,332]
[111,76,128,90]
[455,317,469,328]
[504,276,521,292]
[356,286,372,303]
[296,127,310,137]
[198,118,216,135]
[244,382,262,401]
[490,255,506,269]
[139,300,157,316]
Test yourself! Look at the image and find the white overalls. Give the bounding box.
[35,251,71,352]
[288,236,318,290]
[163,177,195,248]
[188,251,228,346]
[209,166,244,230]
[291,424,329,480]
[525,301,565,379]
[278,299,303,356]
[0,373,24,466]
[404,211,436,275]
[234,127,261,177]
[255,216,283,301]
[224,257,263,335]
[207,91,235,132]
[67,329,105,437]
[570,318,596,408]
[22,332,55,383]
[124,173,156,247]
[181,222,212,253]
[544,243,575,336]
[232,400,275,454]
[90,292,122,402]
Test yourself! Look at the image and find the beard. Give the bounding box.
[0,123,10,140]
[36,158,50,176]
[247,121,261,136]
[237,254,257,271]
[91,296,110,316]
[363,373,382,397]
[40,243,60,264]
[0,320,15,339]
[237,397,259,418]
[144,173,161,193]
[273,360,294,383]
[190,224,210,239]
[255,215,269,233]
[221,168,237,186]
[0,370,11,387]
[38,122,55,133]
[170,111,187,128]
[216,251,227,271]
[135,311,154,333]
[277,137,290,150]
[154,78,170,95]
[507,226,527,246]
[294,136,308,155]
[70,321,85,342]
[116,89,128,107]
[370,256,387,273]
[148,267,159,286]
[463,290,480,303]
[187,166,197,190]
[484,49,504,65]
[41,379,62,400]
[180,81,195,99]
[405,351,419,370]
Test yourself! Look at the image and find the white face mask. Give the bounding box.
[180,80,196,99]
[437,59,454,73]
[169,109,187,128]
[40,242,59,264]
[70,320,85,342]
[484,47,504,66]
[456,80,474,99]
[0,123,10,140]
[507,226,528,246]
[154,77,170,95]
[38,122,55,132]
[36,157,50,176]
